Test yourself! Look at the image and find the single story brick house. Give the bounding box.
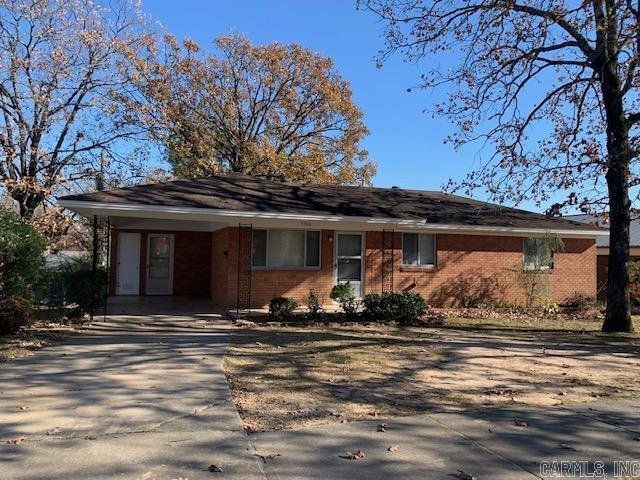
[58,174,605,310]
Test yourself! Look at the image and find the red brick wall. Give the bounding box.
[210,227,335,308]
[112,227,597,308]
[365,232,596,306]
[250,229,335,307]
[210,228,232,307]
[110,229,211,297]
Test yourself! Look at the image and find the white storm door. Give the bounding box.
[146,234,174,295]
[116,233,141,295]
[335,233,364,298]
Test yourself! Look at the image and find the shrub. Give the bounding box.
[0,210,46,300]
[306,290,324,319]
[330,282,358,317]
[628,261,640,305]
[563,292,594,311]
[269,296,298,321]
[361,293,391,322]
[542,299,559,315]
[362,291,428,325]
[57,256,107,316]
[0,297,33,335]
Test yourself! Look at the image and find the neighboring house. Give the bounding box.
[44,250,87,269]
[566,214,640,301]
[58,174,604,310]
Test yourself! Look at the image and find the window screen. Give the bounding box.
[402,233,436,266]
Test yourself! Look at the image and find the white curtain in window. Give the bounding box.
[268,230,305,267]
[419,234,435,265]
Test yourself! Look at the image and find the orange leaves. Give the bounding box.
[133,33,376,186]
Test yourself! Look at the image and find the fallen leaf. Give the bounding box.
[513,419,528,427]
[388,445,399,452]
[377,423,387,432]
[6,437,24,445]
[46,427,61,436]
[255,453,281,463]
[456,470,475,480]
[17,406,29,411]
[559,444,577,451]
[208,464,224,472]
[340,450,365,460]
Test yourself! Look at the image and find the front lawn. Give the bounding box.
[224,317,640,432]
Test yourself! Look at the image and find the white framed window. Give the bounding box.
[402,233,436,267]
[252,229,321,268]
[523,237,552,270]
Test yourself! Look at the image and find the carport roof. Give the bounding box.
[59,173,604,233]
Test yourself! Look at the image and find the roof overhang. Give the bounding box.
[58,199,608,238]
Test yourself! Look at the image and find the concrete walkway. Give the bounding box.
[250,400,640,479]
[0,300,264,480]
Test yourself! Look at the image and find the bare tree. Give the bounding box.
[0,0,151,220]
[361,0,640,332]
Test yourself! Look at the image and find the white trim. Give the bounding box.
[58,199,607,238]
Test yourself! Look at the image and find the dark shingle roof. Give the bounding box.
[60,174,600,231]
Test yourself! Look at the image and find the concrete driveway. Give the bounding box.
[0,299,265,480]
[250,400,640,479]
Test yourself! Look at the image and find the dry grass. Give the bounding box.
[224,317,640,432]
[0,320,79,362]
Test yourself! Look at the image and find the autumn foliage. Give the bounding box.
[129,33,375,185]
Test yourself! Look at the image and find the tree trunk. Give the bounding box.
[16,195,39,221]
[601,62,634,333]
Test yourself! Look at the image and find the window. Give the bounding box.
[524,237,552,270]
[402,233,436,267]
[252,229,321,268]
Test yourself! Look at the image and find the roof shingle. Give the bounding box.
[60,174,600,231]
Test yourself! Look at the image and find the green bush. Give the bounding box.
[330,282,358,317]
[0,297,33,335]
[269,296,299,321]
[0,210,46,300]
[362,291,428,325]
[57,257,107,315]
[306,290,324,319]
[542,299,559,315]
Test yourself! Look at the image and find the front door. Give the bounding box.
[146,234,174,295]
[116,233,141,295]
[335,233,364,298]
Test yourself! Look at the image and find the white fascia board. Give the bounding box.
[58,199,608,238]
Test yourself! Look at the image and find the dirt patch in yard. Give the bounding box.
[224,319,640,432]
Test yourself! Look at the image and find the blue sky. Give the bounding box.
[142,1,517,206]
